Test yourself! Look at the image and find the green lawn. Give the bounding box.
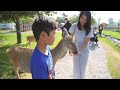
[99,37,120,52]
[0,31,62,79]
[102,30,120,39]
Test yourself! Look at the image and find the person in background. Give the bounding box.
[98,24,103,36]
[90,26,98,46]
[63,17,72,34]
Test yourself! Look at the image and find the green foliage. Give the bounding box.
[69,15,79,24]
[0,11,37,23]
[91,16,97,25]
[56,17,64,24]
[0,11,55,23]
[37,11,57,16]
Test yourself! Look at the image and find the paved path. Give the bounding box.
[55,42,112,79]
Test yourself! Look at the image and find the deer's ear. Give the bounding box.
[62,28,68,38]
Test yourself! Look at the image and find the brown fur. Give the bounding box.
[26,36,36,47]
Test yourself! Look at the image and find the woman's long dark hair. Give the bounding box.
[77,11,91,36]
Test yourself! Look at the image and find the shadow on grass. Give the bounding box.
[0,45,16,79]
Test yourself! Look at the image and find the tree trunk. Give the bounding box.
[16,21,21,44]
[23,21,25,32]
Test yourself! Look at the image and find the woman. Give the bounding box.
[69,11,94,79]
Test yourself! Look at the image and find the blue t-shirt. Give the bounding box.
[30,46,55,79]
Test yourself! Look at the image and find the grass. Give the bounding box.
[107,52,120,79]
[102,30,120,39]
[0,29,16,34]
[99,37,120,79]
[0,31,62,79]
[99,37,120,52]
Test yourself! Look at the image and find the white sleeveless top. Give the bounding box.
[69,23,94,52]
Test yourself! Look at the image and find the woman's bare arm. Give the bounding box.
[79,36,90,54]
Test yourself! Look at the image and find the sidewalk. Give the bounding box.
[55,42,112,79]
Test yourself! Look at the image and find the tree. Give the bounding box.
[62,13,68,18]
[69,15,79,24]
[69,15,97,25]
[98,18,101,26]
[91,16,97,25]
[108,18,114,24]
[0,11,54,44]
[20,17,34,31]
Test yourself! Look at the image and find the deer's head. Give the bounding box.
[62,28,77,54]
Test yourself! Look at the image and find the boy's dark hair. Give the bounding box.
[77,11,91,36]
[32,16,57,41]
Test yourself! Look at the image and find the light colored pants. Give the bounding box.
[73,50,89,79]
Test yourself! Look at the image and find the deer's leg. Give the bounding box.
[10,60,19,79]
[12,65,19,79]
[26,42,29,48]
[26,43,28,47]
[28,42,30,47]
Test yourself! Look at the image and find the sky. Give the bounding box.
[93,11,120,24]
[52,11,120,24]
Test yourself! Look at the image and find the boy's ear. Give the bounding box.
[41,31,46,38]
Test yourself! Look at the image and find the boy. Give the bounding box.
[30,16,57,79]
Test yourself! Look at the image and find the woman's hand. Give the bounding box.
[69,50,73,56]
[78,48,83,55]
[78,36,90,55]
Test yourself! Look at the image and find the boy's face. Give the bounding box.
[45,30,56,45]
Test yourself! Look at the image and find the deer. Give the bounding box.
[26,36,36,47]
[6,28,77,79]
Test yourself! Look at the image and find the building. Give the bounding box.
[0,23,15,30]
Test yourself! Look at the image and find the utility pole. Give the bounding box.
[23,21,25,32]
